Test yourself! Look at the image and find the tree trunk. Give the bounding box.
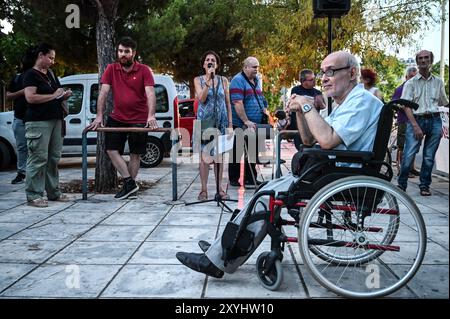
[189,78,195,98]
[92,0,119,192]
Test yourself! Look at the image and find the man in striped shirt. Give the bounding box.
[228,57,268,188]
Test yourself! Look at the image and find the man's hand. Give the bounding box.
[244,120,256,131]
[88,115,103,131]
[145,115,158,130]
[314,95,326,110]
[289,94,315,112]
[412,123,424,140]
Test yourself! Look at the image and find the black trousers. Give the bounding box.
[228,125,258,183]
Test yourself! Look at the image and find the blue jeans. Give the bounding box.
[398,116,442,190]
[12,117,28,174]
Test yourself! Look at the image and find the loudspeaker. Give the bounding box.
[313,0,351,18]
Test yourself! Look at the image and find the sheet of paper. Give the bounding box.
[214,133,235,154]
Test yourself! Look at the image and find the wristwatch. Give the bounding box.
[302,104,313,113]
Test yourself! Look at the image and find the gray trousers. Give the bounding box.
[205,174,297,273]
[25,120,63,201]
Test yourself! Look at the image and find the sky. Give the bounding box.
[1,3,449,64]
[395,2,449,64]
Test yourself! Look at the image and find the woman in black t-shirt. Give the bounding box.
[23,43,72,207]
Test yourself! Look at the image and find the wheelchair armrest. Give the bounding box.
[301,147,374,162]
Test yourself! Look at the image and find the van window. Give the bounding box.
[89,83,168,114]
[90,84,99,114]
[155,84,169,113]
[62,84,83,115]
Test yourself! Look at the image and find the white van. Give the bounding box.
[0,73,179,170]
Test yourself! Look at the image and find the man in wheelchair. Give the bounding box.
[176,50,388,279]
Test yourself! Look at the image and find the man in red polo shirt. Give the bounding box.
[91,37,158,200]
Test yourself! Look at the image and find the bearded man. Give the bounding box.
[90,36,158,200]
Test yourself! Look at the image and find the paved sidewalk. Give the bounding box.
[0,141,448,299]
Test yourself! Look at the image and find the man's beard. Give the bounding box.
[119,57,133,67]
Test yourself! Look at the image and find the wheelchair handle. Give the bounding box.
[386,99,419,111]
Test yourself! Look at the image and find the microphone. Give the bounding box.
[207,63,214,79]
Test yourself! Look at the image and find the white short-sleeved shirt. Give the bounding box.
[401,73,449,114]
[325,84,383,152]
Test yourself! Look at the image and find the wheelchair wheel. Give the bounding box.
[256,251,283,291]
[298,176,426,298]
[308,191,399,265]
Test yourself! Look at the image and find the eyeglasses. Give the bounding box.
[317,66,351,78]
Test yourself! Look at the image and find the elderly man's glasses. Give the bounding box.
[317,66,351,78]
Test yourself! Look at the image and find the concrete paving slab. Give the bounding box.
[391,265,449,298]
[79,225,155,242]
[0,223,34,240]
[0,263,37,292]
[1,264,121,298]
[0,210,56,224]
[41,211,112,225]
[160,213,221,227]
[100,265,205,298]
[147,225,217,242]
[100,211,166,226]
[0,239,69,263]
[48,241,141,265]
[8,223,92,241]
[205,265,308,299]
[128,241,200,264]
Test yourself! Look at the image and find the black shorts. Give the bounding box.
[105,116,147,155]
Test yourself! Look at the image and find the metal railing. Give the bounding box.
[81,126,179,201]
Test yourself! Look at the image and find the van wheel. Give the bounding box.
[140,137,164,168]
[0,140,12,170]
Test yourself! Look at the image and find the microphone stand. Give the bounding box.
[185,72,237,213]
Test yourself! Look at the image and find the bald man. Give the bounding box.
[228,57,268,188]
[176,51,383,279]
[397,50,449,196]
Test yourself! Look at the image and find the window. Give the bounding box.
[155,84,169,113]
[62,84,83,115]
[89,83,169,114]
[90,84,99,114]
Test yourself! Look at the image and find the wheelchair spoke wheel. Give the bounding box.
[299,176,426,298]
[256,252,283,291]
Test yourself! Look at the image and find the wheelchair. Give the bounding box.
[223,99,426,298]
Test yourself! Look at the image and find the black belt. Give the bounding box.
[414,112,440,119]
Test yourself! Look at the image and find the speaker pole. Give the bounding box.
[327,14,333,115]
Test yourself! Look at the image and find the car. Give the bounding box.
[177,98,198,147]
[0,73,179,170]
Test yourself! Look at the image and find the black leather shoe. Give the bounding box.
[244,180,262,188]
[229,180,240,187]
[198,240,211,252]
[176,252,224,278]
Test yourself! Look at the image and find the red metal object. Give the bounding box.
[178,98,198,147]
[319,204,399,215]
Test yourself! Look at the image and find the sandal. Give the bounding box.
[219,191,230,200]
[420,188,431,196]
[197,191,208,201]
